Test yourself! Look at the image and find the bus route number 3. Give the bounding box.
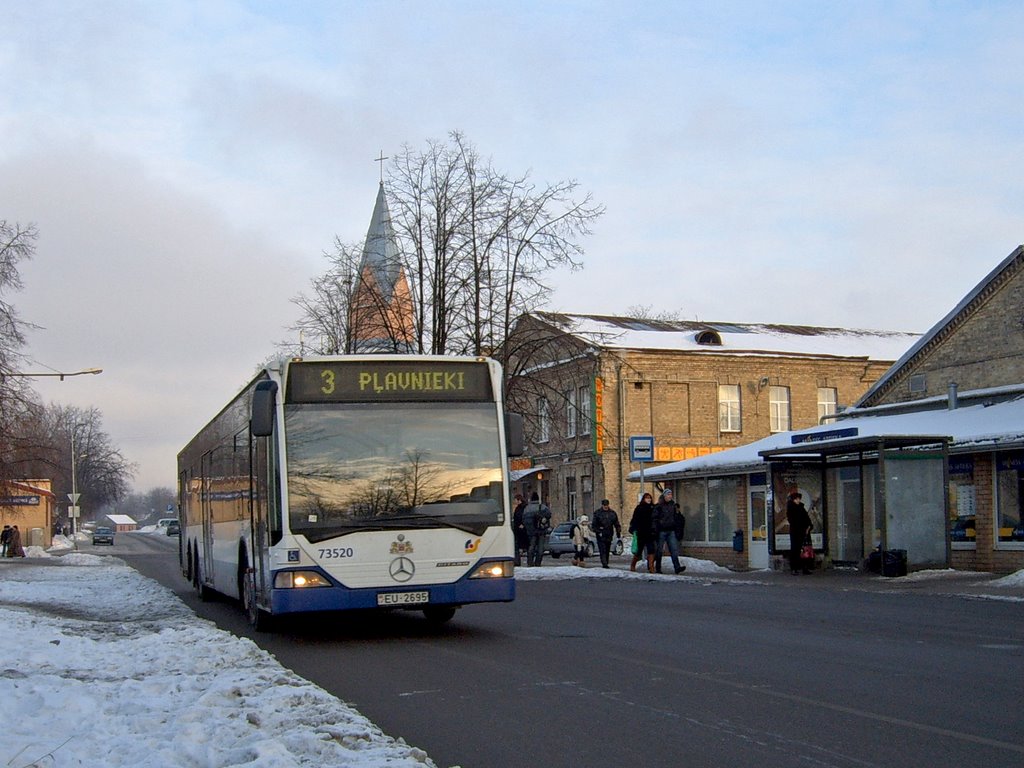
[320,369,336,395]
[318,547,354,559]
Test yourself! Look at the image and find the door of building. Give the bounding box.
[748,485,769,569]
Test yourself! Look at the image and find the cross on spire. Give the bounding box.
[374,150,389,183]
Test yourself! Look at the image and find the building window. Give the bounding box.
[995,452,1024,545]
[817,387,837,422]
[949,456,976,546]
[769,386,791,432]
[678,476,741,544]
[718,384,741,432]
[909,373,927,393]
[578,384,591,436]
[565,389,576,438]
[537,398,550,443]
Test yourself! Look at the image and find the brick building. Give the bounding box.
[505,312,915,538]
[1,480,55,549]
[636,245,1024,574]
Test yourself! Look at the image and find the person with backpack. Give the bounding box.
[521,492,551,567]
[591,499,622,568]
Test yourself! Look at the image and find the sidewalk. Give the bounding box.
[528,554,1024,601]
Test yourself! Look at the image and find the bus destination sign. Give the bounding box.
[286,360,493,403]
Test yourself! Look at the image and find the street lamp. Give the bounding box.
[2,367,103,380]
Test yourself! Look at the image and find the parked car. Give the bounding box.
[165,520,180,536]
[545,521,625,559]
[92,526,115,546]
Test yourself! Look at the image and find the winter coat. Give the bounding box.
[571,517,590,547]
[522,501,551,534]
[591,507,621,541]
[629,501,654,541]
[653,498,679,533]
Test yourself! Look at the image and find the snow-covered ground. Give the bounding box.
[2,537,1022,767]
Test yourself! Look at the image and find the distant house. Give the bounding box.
[505,311,917,533]
[631,245,1024,574]
[106,514,137,532]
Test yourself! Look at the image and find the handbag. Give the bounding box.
[800,542,814,560]
[630,531,639,556]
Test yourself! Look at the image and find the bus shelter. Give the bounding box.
[758,431,952,570]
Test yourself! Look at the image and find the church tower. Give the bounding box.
[350,182,416,353]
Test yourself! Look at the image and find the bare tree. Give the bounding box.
[387,132,605,357]
[0,221,39,484]
[7,403,135,515]
[286,238,362,355]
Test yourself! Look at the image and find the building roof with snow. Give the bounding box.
[528,312,918,362]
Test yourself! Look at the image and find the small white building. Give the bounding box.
[106,514,137,533]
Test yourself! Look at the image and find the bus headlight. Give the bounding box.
[469,561,513,579]
[273,570,331,589]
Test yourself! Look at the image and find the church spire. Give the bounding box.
[350,181,415,353]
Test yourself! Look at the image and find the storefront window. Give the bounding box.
[948,456,976,545]
[677,477,740,544]
[678,480,705,542]
[995,452,1024,544]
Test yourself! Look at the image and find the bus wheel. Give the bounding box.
[242,568,273,632]
[423,606,457,624]
[193,550,210,602]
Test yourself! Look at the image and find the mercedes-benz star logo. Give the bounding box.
[389,556,415,583]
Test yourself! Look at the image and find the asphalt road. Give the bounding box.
[112,533,1024,768]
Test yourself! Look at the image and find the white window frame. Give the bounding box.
[718,384,741,432]
[565,389,576,438]
[817,387,837,422]
[538,397,550,443]
[578,384,591,436]
[769,386,791,432]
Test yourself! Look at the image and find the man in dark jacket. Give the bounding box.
[591,499,621,568]
[511,494,528,566]
[653,489,685,574]
[521,492,551,567]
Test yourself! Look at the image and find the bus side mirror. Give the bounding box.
[505,413,524,457]
[251,380,278,437]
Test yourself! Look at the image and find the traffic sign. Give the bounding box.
[69,505,80,518]
[68,493,81,504]
[629,435,655,462]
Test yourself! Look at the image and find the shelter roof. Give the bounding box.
[107,514,137,525]
[629,395,1024,481]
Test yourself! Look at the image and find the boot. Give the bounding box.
[629,555,638,572]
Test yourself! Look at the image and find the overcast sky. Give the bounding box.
[2,1,1022,493]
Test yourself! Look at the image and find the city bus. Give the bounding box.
[177,355,523,629]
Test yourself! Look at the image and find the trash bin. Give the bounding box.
[732,529,744,552]
[30,527,44,547]
[882,549,908,577]
[865,548,908,576]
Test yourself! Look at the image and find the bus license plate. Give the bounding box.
[377,591,429,606]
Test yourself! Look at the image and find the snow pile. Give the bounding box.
[0,559,436,768]
[990,568,1024,588]
[516,555,734,581]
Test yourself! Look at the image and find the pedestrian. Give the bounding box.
[6,525,25,558]
[628,492,656,572]
[0,524,10,557]
[511,494,528,566]
[591,499,622,568]
[571,515,590,566]
[521,492,552,567]
[786,491,813,575]
[653,489,685,574]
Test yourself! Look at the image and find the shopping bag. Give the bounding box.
[631,532,639,556]
[800,542,814,560]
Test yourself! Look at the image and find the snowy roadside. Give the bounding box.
[0,549,436,768]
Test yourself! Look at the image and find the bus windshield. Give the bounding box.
[284,401,505,542]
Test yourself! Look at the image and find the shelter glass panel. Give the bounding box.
[707,476,740,542]
[884,453,946,565]
[678,479,706,542]
[995,452,1024,544]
